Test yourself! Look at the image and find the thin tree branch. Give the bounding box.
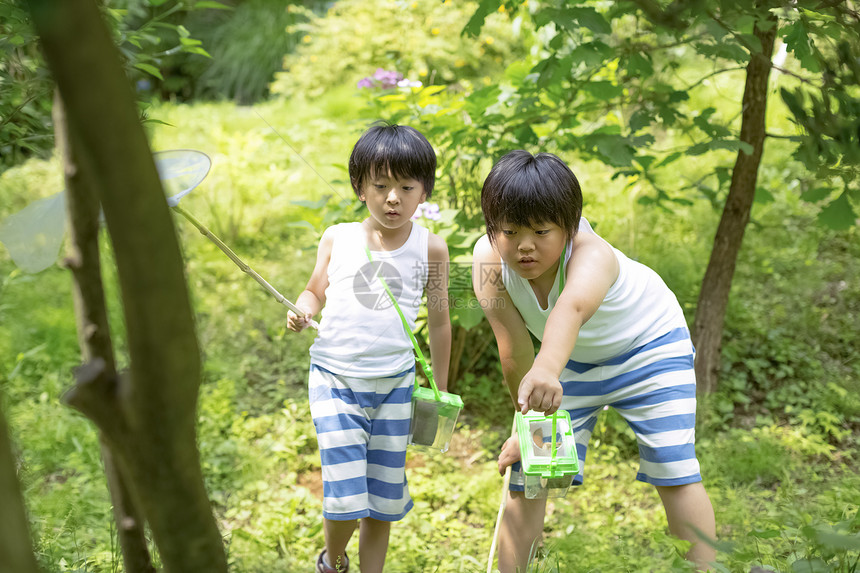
[684,65,747,91]
[772,64,822,87]
[706,9,756,52]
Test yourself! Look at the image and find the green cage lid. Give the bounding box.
[413,385,464,409]
[516,410,579,478]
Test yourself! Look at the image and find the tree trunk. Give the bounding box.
[0,399,41,573]
[692,12,777,394]
[54,92,156,573]
[25,0,229,571]
[447,325,468,390]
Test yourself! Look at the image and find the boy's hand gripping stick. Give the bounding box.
[172,204,319,330]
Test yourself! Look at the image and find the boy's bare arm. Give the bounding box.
[426,233,451,391]
[472,236,534,407]
[520,232,619,413]
[287,227,334,332]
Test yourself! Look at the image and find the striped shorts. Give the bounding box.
[510,327,702,491]
[308,363,415,521]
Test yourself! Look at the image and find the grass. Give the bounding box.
[1,94,859,572]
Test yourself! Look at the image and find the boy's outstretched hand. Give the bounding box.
[498,434,521,475]
[286,309,313,332]
[517,365,563,415]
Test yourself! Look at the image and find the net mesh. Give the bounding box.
[0,149,212,273]
[0,150,211,273]
[0,191,66,273]
[155,149,211,206]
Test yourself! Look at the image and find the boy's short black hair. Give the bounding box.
[348,121,436,198]
[481,150,582,242]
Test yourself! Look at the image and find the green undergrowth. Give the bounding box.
[1,96,858,571]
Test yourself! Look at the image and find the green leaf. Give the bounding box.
[693,108,731,138]
[739,33,763,55]
[629,108,654,132]
[183,47,211,58]
[513,124,538,145]
[625,52,653,77]
[420,85,447,97]
[533,56,561,89]
[715,167,731,188]
[815,530,860,551]
[800,187,832,203]
[666,90,689,104]
[694,42,750,64]
[134,62,163,80]
[781,19,820,72]
[587,133,635,166]
[465,86,501,117]
[789,558,829,573]
[148,0,170,6]
[453,230,485,250]
[779,88,806,121]
[452,304,484,331]
[817,192,857,230]
[687,142,710,156]
[634,155,655,170]
[141,118,173,127]
[192,1,233,10]
[568,7,612,36]
[571,42,612,68]
[463,0,502,37]
[655,151,682,168]
[584,81,623,100]
[754,187,775,204]
[504,60,533,85]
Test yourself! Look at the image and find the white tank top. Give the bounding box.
[501,219,688,364]
[309,222,429,377]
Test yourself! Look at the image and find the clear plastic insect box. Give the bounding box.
[408,386,463,453]
[515,410,579,499]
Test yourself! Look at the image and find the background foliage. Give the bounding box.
[269,0,528,100]
[1,0,858,571]
[136,0,329,103]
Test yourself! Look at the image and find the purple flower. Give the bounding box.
[374,68,404,89]
[423,203,441,221]
[411,203,441,221]
[358,69,419,91]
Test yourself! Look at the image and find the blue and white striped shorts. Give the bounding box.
[510,327,702,491]
[308,363,415,521]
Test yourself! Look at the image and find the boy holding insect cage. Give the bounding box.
[288,122,451,573]
[472,150,716,571]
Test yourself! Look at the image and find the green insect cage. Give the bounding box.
[515,410,579,499]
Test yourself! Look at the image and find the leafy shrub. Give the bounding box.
[0,4,53,171]
[0,0,222,173]
[270,0,527,100]
[713,185,860,441]
[702,427,793,488]
[155,0,326,103]
[4,84,859,573]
